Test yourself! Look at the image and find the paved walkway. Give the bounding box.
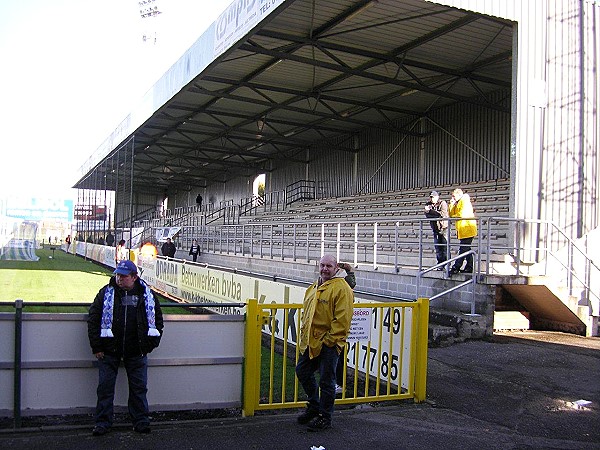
[1,331,599,449]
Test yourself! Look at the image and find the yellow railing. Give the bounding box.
[243,298,429,417]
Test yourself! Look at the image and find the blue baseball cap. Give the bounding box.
[113,260,138,275]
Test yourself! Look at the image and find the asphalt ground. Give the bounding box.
[1,331,599,450]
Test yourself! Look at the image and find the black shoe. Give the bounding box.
[92,426,109,436]
[449,267,460,275]
[297,408,320,425]
[134,423,151,434]
[308,415,331,431]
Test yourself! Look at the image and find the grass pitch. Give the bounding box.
[0,248,188,314]
[0,248,113,312]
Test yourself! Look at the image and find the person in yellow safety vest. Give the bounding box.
[448,188,478,274]
[295,254,354,432]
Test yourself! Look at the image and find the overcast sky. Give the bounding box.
[0,0,232,201]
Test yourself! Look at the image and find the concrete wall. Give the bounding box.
[0,313,244,417]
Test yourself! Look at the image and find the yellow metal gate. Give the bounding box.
[243,298,429,417]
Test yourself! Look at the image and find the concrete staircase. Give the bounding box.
[488,270,599,337]
[428,309,489,347]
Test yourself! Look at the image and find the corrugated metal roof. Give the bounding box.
[75,0,513,193]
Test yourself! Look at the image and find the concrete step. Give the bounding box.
[428,323,461,347]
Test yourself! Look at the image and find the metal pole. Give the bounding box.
[373,222,378,270]
[471,279,476,316]
[13,299,23,428]
[354,223,359,268]
[128,136,135,250]
[418,220,423,272]
[306,223,310,262]
[486,219,491,276]
[336,223,341,262]
[477,218,482,276]
[280,224,284,260]
[293,223,297,261]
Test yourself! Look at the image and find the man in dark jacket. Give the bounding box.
[161,237,176,258]
[88,260,163,436]
[424,190,449,267]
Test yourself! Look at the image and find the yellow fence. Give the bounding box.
[243,298,429,417]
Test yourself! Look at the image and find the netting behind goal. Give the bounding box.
[0,219,39,261]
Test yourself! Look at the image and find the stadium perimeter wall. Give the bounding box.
[69,242,494,340]
[187,252,495,339]
[0,312,244,417]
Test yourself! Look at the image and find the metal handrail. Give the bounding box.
[484,217,600,315]
[152,206,599,319]
[416,250,477,314]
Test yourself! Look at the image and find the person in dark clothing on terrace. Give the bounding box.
[424,190,449,268]
[161,237,176,258]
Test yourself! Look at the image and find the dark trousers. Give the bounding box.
[335,345,347,386]
[95,354,149,428]
[432,230,448,263]
[452,237,474,271]
[296,346,339,420]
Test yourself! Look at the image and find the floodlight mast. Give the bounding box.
[139,0,162,19]
[138,0,162,43]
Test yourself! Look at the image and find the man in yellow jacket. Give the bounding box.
[448,188,478,274]
[296,254,354,431]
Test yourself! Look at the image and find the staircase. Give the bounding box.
[487,227,600,337]
[495,277,590,335]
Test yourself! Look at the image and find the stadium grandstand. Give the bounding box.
[72,0,600,339]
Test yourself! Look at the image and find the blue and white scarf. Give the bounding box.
[100,278,160,337]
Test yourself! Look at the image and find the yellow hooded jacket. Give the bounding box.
[299,274,354,359]
[449,193,477,239]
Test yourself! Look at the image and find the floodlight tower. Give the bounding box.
[138,0,162,44]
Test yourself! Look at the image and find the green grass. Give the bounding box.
[0,248,113,311]
[0,249,183,314]
[260,344,300,403]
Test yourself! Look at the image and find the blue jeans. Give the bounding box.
[95,354,149,428]
[295,345,339,420]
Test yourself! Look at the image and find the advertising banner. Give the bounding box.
[214,0,286,56]
[89,251,414,387]
[155,227,181,242]
[6,197,74,221]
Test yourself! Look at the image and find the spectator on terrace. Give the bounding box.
[188,239,200,262]
[116,239,128,263]
[424,190,449,268]
[448,188,478,274]
[106,232,115,247]
[161,238,176,258]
